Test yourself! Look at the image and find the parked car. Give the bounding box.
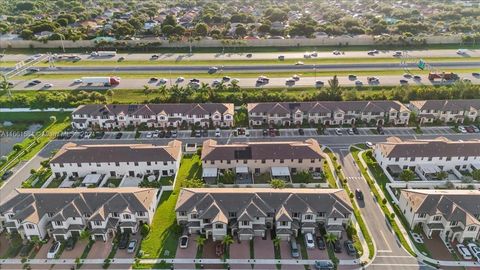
[377,126,384,135]
[215,128,221,137]
[263,129,268,136]
[316,236,326,250]
[352,127,359,134]
[118,233,130,249]
[458,125,467,133]
[365,141,373,148]
[47,241,61,259]
[335,128,342,135]
[127,240,137,254]
[1,170,13,180]
[314,261,334,270]
[146,131,153,138]
[290,239,300,258]
[344,240,356,256]
[195,130,201,138]
[94,131,105,139]
[180,235,189,249]
[115,132,123,139]
[332,239,342,253]
[347,128,354,135]
[65,237,76,251]
[469,125,479,133]
[171,130,177,138]
[298,128,305,135]
[465,126,475,133]
[305,233,315,249]
[467,243,480,262]
[355,189,364,200]
[457,244,472,260]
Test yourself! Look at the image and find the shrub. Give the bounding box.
[141,223,150,237]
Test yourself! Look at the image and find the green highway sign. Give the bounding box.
[418,59,426,70]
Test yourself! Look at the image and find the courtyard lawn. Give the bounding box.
[139,154,201,260]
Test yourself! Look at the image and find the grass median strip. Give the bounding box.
[350,148,415,256]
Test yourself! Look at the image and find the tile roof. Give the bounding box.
[50,140,182,164]
[401,189,480,226]
[410,99,480,111]
[376,137,480,158]
[176,188,353,222]
[201,139,323,161]
[0,188,157,224]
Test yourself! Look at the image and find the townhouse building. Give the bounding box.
[247,100,410,127]
[0,188,160,241]
[71,103,234,130]
[201,139,324,183]
[50,141,182,179]
[399,189,480,243]
[375,137,480,180]
[409,99,480,124]
[175,188,353,241]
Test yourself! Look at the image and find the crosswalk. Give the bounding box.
[346,176,364,181]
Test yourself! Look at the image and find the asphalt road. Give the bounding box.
[10,73,480,91]
[2,49,480,62]
[3,61,479,74]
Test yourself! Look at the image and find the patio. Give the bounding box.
[271,167,291,182]
[202,167,218,185]
[235,166,253,184]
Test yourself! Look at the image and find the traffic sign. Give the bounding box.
[418,59,426,70]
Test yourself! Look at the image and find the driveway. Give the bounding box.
[253,234,276,269]
[115,233,141,259]
[86,240,113,259]
[59,239,88,259]
[279,240,304,270]
[307,246,329,260]
[174,234,198,269]
[229,240,251,269]
[0,233,10,257]
[34,239,53,259]
[201,239,223,269]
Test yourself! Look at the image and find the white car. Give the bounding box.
[44,83,53,88]
[467,243,480,262]
[180,235,189,249]
[457,49,467,55]
[158,78,168,84]
[366,141,373,148]
[215,128,221,137]
[295,61,304,65]
[47,241,61,259]
[457,244,472,260]
[335,128,342,135]
[73,79,83,83]
[231,78,240,83]
[127,240,137,254]
[292,74,300,81]
[153,130,159,138]
[212,79,221,86]
[176,77,185,83]
[146,132,153,138]
[458,125,467,133]
[311,51,318,57]
[84,131,92,139]
[305,233,315,249]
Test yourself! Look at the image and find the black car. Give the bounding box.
[222,76,231,82]
[355,189,364,200]
[316,236,326,250]
[159,130,166,138]
[298,128,305,135]
[472,72,479,77]
[352,127,359,134]
[314,261,334,270]
[246,53,252,58]
[118,233,130,249]
[377,126,384,135]
[65,237,76,251]
[78,131,85,139]
[190,78,200,83]
[115,132,123,139]
[165,131,172,138]
[332,239,342,253]
[171,130,177,138]
[1,171,13,181]
[344,240,356,256]
[348,74,357,80]
[149,77,158,82]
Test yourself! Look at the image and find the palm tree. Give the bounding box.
[325,233,337,247]
[222,234,234,249]
[272,237,281,248]
[106,89,114,103]
[143,85,152,99]
[229,80,240,92]
[157,85,169,101]
[196,235,206,247]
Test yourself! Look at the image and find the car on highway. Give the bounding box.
[403,73,412,78]
[367,77,379,84]
[28,68,40,72]
[304,53,311,58]
[278,55,285,60]
[348,74,357,80]
[285,78,295,86]
[151,54,159,59]
[292,74,300,81]
[231,78,239,84]
[28,80,41,86]
[1,171,13,181]
[305,233,315,249]
[457,49,467,55]
[149,77,158,82]
[316,236,326,250]
[212,79,221,87]
[44,83,53,88]
[393,51,402,57]
[400,79,409,85]
[159,78,168,84]
[314,261,334,270]
[73,79,83,83]
[457,244,472,260]
[458,125,467,133]
[344,240,356,256]
[355,80,363,86]
[47,241,61,259]
[118,56,125,61]
[176,77,185,83]
[190,78,200,83]
[127,240,137,254]
[335,128,342,135]
[295,61,304,65]
[473,72,480,77]
[413,75,421,81]
[115,132,123,139]
[462,78,471,83]
[332,50,341,55]
[311,51,318,57]
[222,76,231,82]
[315,80,324,88]
[246,53,252,58]
[355,189,364,200]
[208,66,218,74]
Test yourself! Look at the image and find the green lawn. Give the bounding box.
[104,178,122,187]
[351,148,415,256]
[140,154,202,259]
[47,177,63,188]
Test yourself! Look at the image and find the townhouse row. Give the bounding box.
[71,99,480,130]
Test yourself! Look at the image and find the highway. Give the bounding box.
[2,49,480,62]
[10,73,480,91]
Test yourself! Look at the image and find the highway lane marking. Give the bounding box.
[377,250,393,253]
[376,255,412,258]
[380,230,392,251]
